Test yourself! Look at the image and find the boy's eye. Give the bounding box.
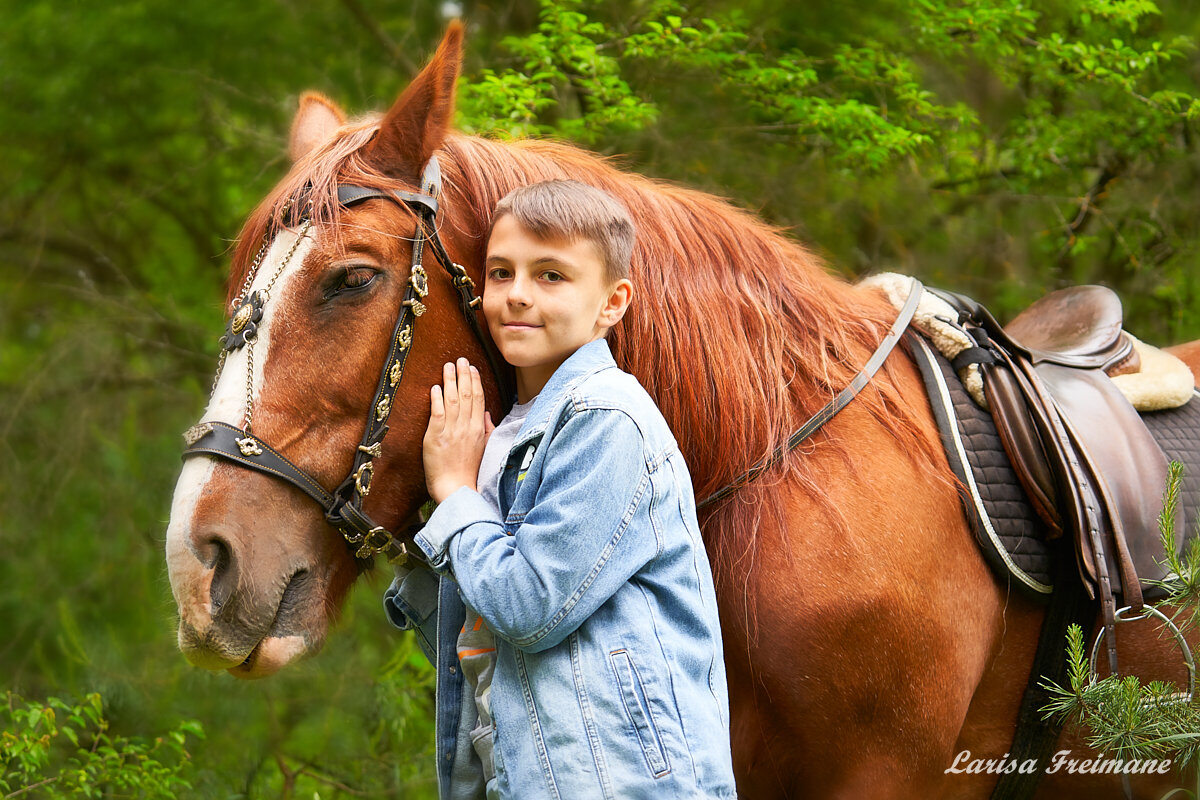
[488,267,512,281]
[541,271,563,282]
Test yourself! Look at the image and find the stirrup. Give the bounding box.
[1088,605,1196,705]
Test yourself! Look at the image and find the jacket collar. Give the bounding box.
[511,338,616,445]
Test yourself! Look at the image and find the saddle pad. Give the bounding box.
[907,333,1056,600]
[1139,389,1200,539]
[908,332,1200,602]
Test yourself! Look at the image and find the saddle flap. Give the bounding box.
[978,344,1180,605]
[1036,361,1179,596]
[1004,286,1126,368]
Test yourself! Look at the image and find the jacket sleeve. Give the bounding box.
[416,408,660,653]
[382,564,440,664]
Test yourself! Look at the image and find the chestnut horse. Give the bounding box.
[165,24,1197,798]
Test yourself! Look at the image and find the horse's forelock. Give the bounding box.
[229,115,419,304]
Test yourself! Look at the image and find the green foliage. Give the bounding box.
[1041,462,1200,784]
[3,1,1200,796]
[1041,625,1200,768]
[1150,461,1200,629]
[1,692,201,799]
[461,0,1195,175]
[456,0,1200,339]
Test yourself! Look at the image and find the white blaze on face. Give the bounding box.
[166,228,316,574]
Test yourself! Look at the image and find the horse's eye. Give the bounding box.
[327,266,379,298]
[342,268,376,290]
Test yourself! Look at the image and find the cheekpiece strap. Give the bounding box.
[321,159,449,563]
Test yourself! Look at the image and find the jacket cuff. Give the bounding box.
[382,564,439,632]
[413,486,499,571]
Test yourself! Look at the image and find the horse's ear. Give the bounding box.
[365,21,463,179]
[290,92,346,162]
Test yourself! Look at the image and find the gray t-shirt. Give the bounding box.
[457,397,535,797]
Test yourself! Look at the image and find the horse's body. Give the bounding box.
[165,26,1198,798]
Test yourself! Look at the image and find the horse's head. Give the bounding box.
[165,24,498,678]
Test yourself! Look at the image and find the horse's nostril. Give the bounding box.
[203,536,236,614]
[278,570,310,615]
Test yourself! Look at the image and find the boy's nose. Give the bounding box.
[507,274,532,306]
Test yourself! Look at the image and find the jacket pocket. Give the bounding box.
[608,649,671,777]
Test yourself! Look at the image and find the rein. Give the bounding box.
[182,157,505,566]
[697,279,923,509]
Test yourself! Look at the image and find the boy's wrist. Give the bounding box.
[413,486,499,572]
[428,478,477,504]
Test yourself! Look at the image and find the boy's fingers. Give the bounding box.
[456,358,473,404]
[484,411,495,436]
[442,361,459,419]
[469,365,485,428]
[428,385,444,426]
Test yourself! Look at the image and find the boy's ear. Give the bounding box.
[598,279,634,330]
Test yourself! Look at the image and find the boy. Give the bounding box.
[384,180,735,800]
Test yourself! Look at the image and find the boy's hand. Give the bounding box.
[424,358,494,504]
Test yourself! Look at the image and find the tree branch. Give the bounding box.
[5,777,62,800]
[338,0,417,72]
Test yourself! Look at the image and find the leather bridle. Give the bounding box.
[181,157,505,566]
[181,152,921,560]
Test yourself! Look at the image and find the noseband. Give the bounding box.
[181,157,503,566]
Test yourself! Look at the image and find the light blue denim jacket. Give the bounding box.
[384,339,736,800]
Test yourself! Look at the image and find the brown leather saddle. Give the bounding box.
[931,285,1185,673]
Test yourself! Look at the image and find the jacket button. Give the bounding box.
[449,664,457,674]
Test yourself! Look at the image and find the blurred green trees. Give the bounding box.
[2,0,1199,796]
[2,692,201,798]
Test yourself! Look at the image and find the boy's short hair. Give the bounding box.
[489,180,635,283]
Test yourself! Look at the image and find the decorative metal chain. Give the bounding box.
[233,236,270,309]
[209,230,268,393]
[209,220,312,413]
[231,196,297,308]
[243,335,257,435]
[210,349,229,395]
[260,221,311,302]
[241,221,311,439]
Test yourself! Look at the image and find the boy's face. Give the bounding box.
[483,214,631,399]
